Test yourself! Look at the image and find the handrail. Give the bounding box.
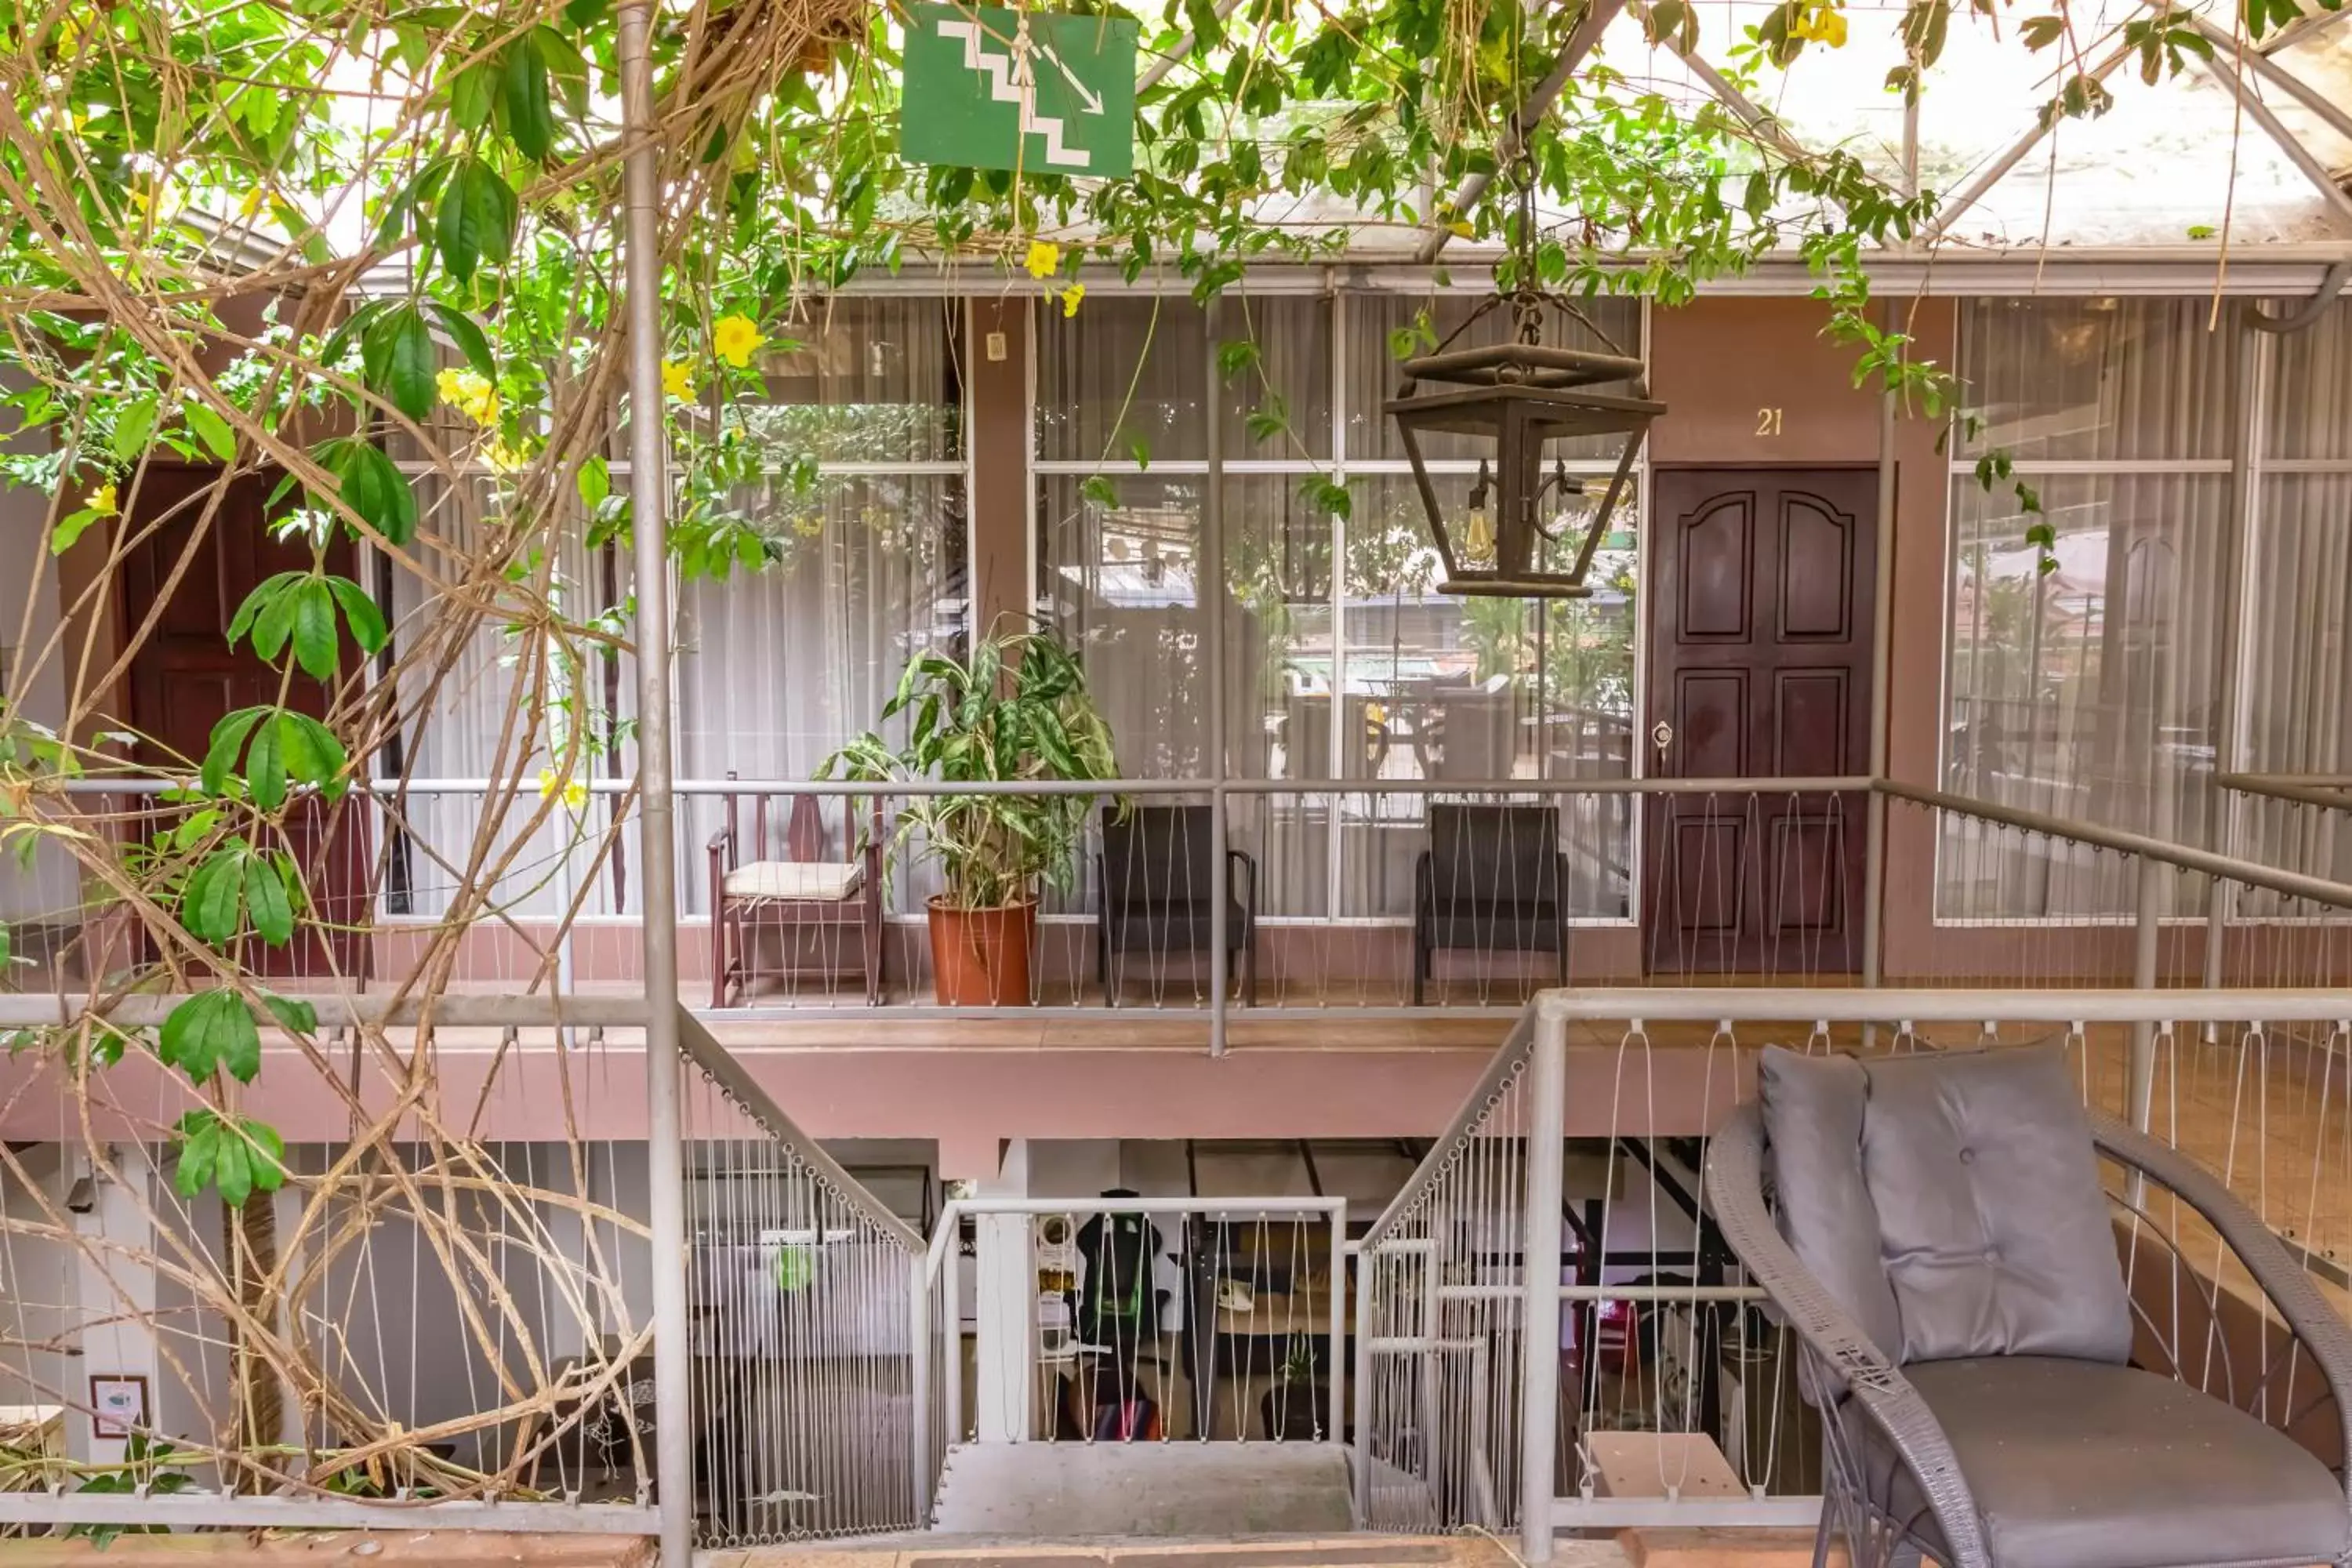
[0,993,650,1028]
[1878,777,2352,911]
[53,772,1876,797]
[2216,771,2352,813]
[1535,985,2352,1025]
[1358,1007,1534,1253]
[674,1007,924,1252]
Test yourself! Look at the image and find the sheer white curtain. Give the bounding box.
[2237,303,2352,882]
[1940,299,2242,917]
[672,298,967,913]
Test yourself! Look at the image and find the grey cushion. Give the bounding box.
[1860,1356,2352,1568]
[1758,1048,1904,1362]
[1759,1042,2132,1368]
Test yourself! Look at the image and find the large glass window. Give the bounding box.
[1938,296,2352,917]
[1036,292,1642,924]
[674,298,968,913]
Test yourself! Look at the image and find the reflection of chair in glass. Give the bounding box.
[1710,1042,2352,1568]
[1095,805,1258,1005]
[1421,682,1515,780]
[1283,694,1392,778]
[1411,804,1568,1004]
[707,782,884,1007]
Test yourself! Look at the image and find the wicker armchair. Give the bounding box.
[1705,1043,2352,1568]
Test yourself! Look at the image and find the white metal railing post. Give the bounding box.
[1519,1008,1568,1563]
[617,3,690,1562]
[2129,855,2163,1134]
[910,1254,933,1524]
[1349,1239,1371,1521]
[1327,1202,1347,1448]
[943,1213,964,1451]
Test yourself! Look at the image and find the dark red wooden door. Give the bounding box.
[119,465,374,982]
[1644,468,1875,975]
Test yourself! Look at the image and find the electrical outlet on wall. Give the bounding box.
[985,331,1008,362]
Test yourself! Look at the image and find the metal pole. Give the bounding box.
[1861,310,1898,1005]
[944,1223,964,1450]
[2129,855,2162,1134]
[1519,1013,1568,1564]
[1206,294,1230,1053]
[1327,1203,1348,1451]
[2206,329,2267,1022]
[1351,1240,1372,1523]
[909,1261,933,1523]
[617,10,691,1566]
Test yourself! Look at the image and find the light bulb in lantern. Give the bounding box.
[1465,459,1495,562]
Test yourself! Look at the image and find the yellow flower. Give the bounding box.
[1791,2,1847,45]
[88,481,118,517]
[662,360,695,400]
[1060,282,1086,318]
[1023,239,1062,279]
[482,436,530,474]
[437,367,499,426]
[712,314,765,368]
[536,770,587,811]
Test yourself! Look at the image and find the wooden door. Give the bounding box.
[1643,468,1875,975]
[118,465,373,982]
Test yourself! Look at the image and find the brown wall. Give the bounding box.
[967,297,1031,636]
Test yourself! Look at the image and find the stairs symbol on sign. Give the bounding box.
[937,17,1097,170]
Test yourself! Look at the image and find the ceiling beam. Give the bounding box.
[1415,0,1630,264]
[2189,14,2352,149]
[1924,38,2136,242]
[2196,49,2352,234]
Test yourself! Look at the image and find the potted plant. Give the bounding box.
[822,622,1119,1006]
[1258,1332,1326,1441]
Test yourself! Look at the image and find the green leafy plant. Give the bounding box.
[821,623,1120,912]
[68,1432,194,1548]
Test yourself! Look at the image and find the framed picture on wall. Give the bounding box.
[88,1374,148,1439]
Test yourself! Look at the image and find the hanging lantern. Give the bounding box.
[1386,165,1664,597]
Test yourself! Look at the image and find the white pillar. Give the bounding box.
[973,1141,1034,1443]
[71,1148,158,1463]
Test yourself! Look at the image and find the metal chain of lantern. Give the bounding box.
[1385,115,1664,598]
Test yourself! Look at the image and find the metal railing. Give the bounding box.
[1355,985,2352,1561]
[924,1196,1347,1465]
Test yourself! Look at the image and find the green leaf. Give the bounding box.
[214,1135,252,1207]
[244,854,294,946]
[278,713,350,800]
[243,1119,288,1192]
[326,577,389,659]
[500,38,556,161]
[201,708,268,797]
[158,990,261,1087]
[111,394,158,462]
[183,401,238,463]
[1215,339,1261,381]
[362,304,437,422]
[245,713,287,811]
[249,574,301,662]
[1080,474,1118,509]
[261,993,318,1036]
[448,60,498,130]
[430,302,496,379]
[436,158,517,286]
[172,1120,218,1200]
[183,848,246,945]
[577,455,610,510]
[292,579,339,681]
[326,439,418,545]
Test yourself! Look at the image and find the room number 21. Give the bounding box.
[1755,407,1784,436]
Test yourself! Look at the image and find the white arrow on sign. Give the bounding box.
[937,16,1092,169]
[1033,39,1105,115]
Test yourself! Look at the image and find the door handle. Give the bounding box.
[1651,720,1673,753]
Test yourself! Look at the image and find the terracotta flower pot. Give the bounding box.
[927,895,1036,1007]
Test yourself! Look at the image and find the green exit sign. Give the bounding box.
[901,4,1138,179]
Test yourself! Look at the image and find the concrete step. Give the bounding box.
[927,1443,1356,1539]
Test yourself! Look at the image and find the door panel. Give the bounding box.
[119,466,374,983]
[1646,468,1875,975]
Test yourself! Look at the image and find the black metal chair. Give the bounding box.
[1707,1041,2352,1568]
[1411,803,1569,1004]
[1095,805,1258,1005]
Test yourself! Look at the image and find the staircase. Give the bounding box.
[928,1443,1356,1537]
